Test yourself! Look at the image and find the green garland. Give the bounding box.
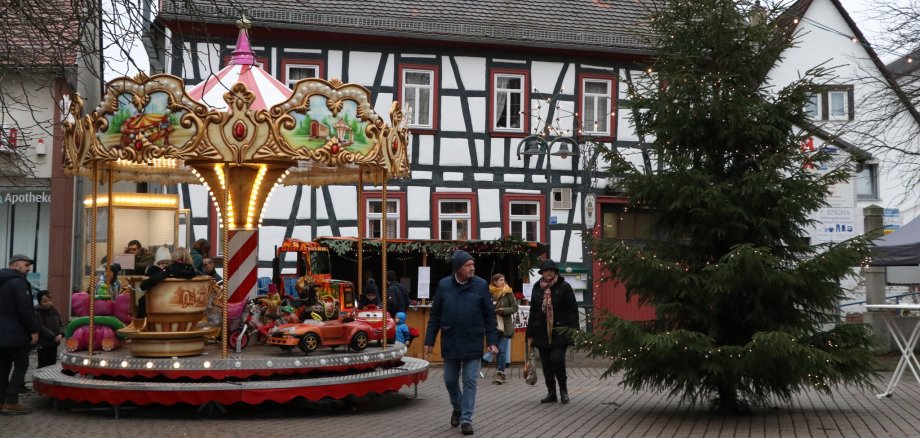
[316,236,547,277]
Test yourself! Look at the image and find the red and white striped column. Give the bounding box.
[227,228,259,303]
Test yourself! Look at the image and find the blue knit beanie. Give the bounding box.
[451,250,474,272]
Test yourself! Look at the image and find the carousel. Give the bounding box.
[32,20,428,411]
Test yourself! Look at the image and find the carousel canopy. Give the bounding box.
[62,23,409,190]
[187,24,292,111]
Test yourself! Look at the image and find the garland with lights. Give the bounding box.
[316,236,547,277]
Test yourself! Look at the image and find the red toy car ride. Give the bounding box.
[354,308,396,344]
[268,319,372,354]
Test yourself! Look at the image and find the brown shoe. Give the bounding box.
[1,403,33,415]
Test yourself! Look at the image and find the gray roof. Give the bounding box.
[159,0,657,55]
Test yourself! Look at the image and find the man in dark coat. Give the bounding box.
[525,259,579,404]
[424,250,499,436]
[386,270,409,318]
[0,254,40,415]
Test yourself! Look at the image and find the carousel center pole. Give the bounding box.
[105,165,115,290]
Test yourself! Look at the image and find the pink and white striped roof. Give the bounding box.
[187,27,291,111]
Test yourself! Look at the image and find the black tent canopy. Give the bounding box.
[870,215,920,266]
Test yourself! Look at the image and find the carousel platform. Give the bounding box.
[33,343,428,407]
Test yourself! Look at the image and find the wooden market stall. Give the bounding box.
[317,236,547,363]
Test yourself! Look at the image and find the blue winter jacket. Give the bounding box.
[424,274,499,360]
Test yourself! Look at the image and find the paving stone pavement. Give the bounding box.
[5,351,920,437]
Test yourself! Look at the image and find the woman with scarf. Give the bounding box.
[525,259,578,404]
[487,273,518,384]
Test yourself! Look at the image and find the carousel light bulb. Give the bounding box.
[173,362,181,369]
[99,360,107,367]
[82,359,89,365]
[121,361,129,368]
[146,362,154,369]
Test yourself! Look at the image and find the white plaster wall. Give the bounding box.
[327,186,357,220]
[439,138,472,166]
[416,135,434,165]
[468,97,486,133]
[348,52,381,86]
[381,54,394,87]
[259,226,285,259]
[454,57,486,91]
[479,189,500,222]
[407,186,430,220]
[441,96,466,132]
[441,57,457,89]
[262,186,298,220]
[490,138,506,168]
[531,61,564,93]
[328,50,343,80]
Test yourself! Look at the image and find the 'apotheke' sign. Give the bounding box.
[0,192,51,204]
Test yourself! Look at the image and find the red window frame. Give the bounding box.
[577,73,617,141]
[360,191,408,239]
[502,193,545,242]
[281,59,326,88]
[431,192,478,240]
[397,64,440,133]
[488,68,530,137]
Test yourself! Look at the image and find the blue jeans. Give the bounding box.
[482,336,512,369]
[443,358,481,425]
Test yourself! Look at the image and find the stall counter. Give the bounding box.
[404,305,525,364]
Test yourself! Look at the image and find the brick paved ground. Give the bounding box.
[4,351,920,437]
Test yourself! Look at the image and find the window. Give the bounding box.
[804,93,821,119]
[360,191,407,239]
[490,68,529,135]
[281,60,325,89]
[856,163,879,200]
[502,194,544,242]
[579,74,616,138]
[432,192,477,240]
[828,90,849,120]
[804,86,853,121]
[399,65,439,130]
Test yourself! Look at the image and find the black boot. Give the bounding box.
[560,390,569,404]
[540,393,557,403]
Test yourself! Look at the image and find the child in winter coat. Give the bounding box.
[34,290,64,368]
[395,311,412,346]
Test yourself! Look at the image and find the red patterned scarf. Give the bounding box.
[539,274,559,342]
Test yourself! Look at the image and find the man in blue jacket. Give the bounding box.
[424,250,498,436]
[0,254,39,415]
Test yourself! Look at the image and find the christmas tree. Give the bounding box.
[574,0,877,413]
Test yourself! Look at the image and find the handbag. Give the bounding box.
[523,339,538,385]
[496,315,505,332]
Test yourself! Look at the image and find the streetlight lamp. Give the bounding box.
[517,133,602,332]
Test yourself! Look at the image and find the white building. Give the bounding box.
[139,0,919,318]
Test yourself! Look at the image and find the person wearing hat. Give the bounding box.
[424,250,499,436]
[386,270,409,318]
[525,258,579,404]
[0,254,39,415]
[358,278,381,309]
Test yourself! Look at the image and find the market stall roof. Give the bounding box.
[870,215,920,266]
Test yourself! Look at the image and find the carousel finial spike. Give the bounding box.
[229,15,256,66]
